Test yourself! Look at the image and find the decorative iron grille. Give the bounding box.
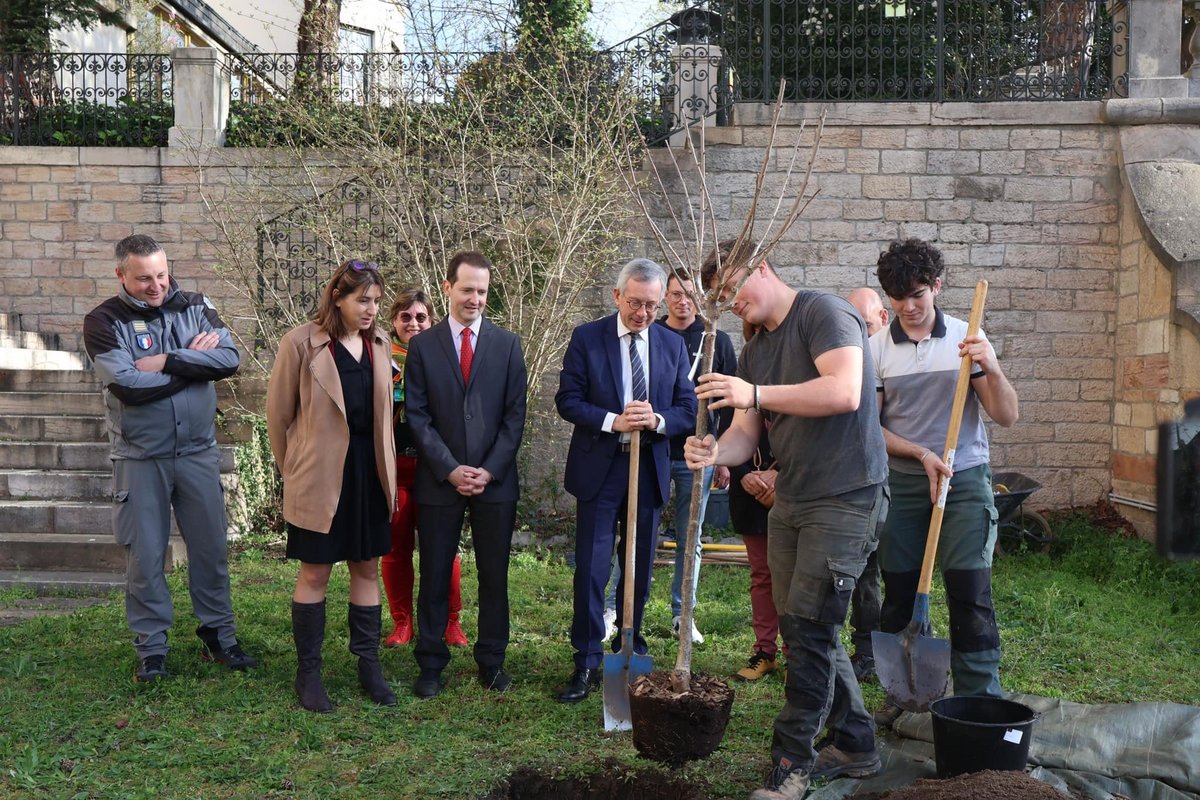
[715,0,1128,102]
[256,180,381,333]
[229,51,486,105]
[0,53,172,145]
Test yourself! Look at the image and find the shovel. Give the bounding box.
[873,280,989,713]
[603,430,653,731]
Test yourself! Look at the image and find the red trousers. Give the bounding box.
[381,456,462,623]
[744,532,780,658]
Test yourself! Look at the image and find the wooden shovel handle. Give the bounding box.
[622,430,640,643]
[916,280,989,596]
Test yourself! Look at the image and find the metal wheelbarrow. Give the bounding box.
[992,471,1053,557]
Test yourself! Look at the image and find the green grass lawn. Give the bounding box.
[1,512,1198,799]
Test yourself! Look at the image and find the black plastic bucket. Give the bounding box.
[930,696,1038,778]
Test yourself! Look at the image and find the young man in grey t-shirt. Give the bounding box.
[685,241,888,800]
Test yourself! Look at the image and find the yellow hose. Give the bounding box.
[659,540,746,552]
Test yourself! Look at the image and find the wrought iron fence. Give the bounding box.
[228,51,487,105]
[590,5,734,143]
[0,53,172,145]
[0,1,1137,148]
[714,0,1128,102]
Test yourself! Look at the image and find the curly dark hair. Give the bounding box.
[876,238,944,298]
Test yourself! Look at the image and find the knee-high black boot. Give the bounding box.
[292,600,334,713]
[349,603,397,706]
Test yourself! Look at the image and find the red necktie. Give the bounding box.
[460,328,474,383]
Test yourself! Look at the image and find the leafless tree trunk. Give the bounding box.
[623,90,825,693]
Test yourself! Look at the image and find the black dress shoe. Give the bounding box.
[413,669,445,699]
[479,666,513,692]
[555,667,601,704]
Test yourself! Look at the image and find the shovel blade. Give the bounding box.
[602,650,653,732]
[872,628,951,713]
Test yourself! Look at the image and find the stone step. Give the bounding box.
[0,442,113,470]
[0,569,125,596]
[0,392,106,415]
[0,499,115,534]
[0,532,183,571]
[0,442,236,472]
[0,414,107,442]
[0,331,61,350]
[0,595,116,624]
[0,470,111,500]
[0,348,88,370]
[0,369,99,393]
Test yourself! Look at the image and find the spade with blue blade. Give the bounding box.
[603,430,653,731]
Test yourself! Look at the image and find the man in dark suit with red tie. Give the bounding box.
[405,251,528,698]
[553,258,697,702]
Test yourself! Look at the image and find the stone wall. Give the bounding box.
[3,99,1195,514]
[646,102,1124,510]
[1110,127,1200,532]
[0,147,237,355]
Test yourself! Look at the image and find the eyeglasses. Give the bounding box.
[623,297,660,314]
[348,260,379,272]
[397,312,429,324]
[667,290,689,302]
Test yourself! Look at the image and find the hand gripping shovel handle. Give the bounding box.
[915,280,989,601]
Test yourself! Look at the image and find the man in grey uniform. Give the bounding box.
[84,234,256,683]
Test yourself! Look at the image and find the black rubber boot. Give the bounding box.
[348,603,397,706]
[292,600,334,713]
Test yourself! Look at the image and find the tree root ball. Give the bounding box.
[628,671,735,765]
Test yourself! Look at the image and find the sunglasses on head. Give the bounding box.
[398,311,429,323]
[348,260,379,272]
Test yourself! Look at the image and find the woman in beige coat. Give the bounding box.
[267,259,398,712]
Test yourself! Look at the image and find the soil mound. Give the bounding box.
[483,760,706,800]
[860,769,1080,800]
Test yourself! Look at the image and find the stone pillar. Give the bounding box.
[1189,1,1200,95]
[668,44,723,148]
[168,47,229,148]
[1127,0,1187,98]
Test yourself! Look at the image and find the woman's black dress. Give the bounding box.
[286,340,391,563]
[730,438,775,537]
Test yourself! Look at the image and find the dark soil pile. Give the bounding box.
[1085,500,1133,536]
[483,759,706,800]
[629,672,735,765]
[859,770,1080,800]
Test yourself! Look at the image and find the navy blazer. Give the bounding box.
[555,313,697,505]
[405,317,528,506]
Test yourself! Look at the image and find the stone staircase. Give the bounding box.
[0,312,235,594]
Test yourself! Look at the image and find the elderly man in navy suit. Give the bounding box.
[405,250,528,699]
[553,258,697,703]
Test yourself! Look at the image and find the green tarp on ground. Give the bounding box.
[811,694,1199,799]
